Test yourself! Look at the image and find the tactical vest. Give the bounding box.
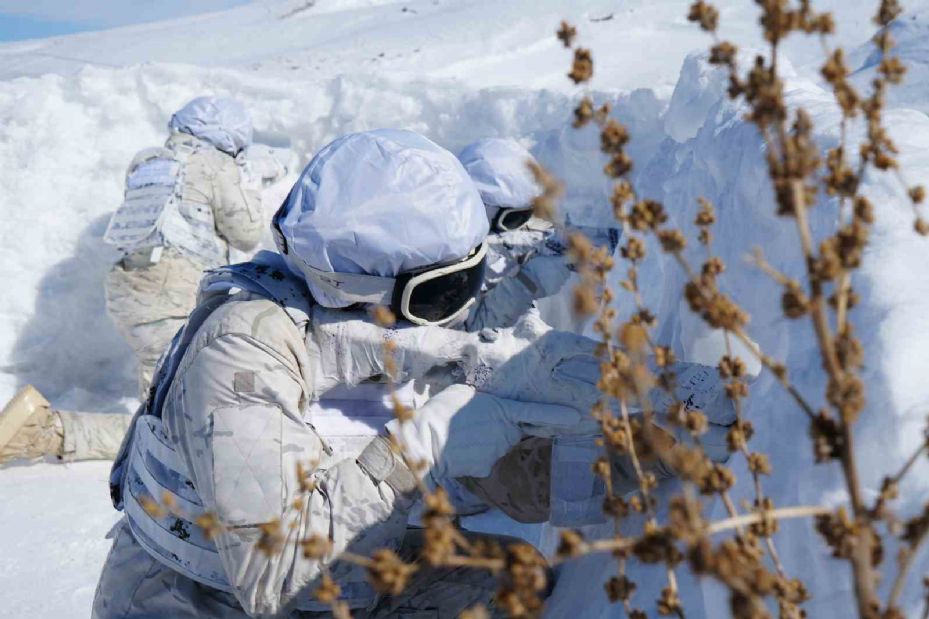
[103,136,228,268]
[109,251,419,603]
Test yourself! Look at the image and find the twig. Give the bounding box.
[705,505,831,535]
[554,505,832,561]
[888,525,929,609]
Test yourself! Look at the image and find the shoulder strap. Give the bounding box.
[109,291,228,508]
[199,250,314,329]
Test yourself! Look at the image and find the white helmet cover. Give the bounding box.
[458,138,541,217]
[274,129,489,308]
[168,96,253,156]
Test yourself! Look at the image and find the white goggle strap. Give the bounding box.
[300,263,396,306]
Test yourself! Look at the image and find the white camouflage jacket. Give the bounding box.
[109,255,421,617]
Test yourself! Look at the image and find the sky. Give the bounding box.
[0,0,251,41]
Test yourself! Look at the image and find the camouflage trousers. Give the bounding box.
[105,249,205,400]
[93,520,522,618]
[57,410,133,461]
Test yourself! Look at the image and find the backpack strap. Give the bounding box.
[109,253,312,508]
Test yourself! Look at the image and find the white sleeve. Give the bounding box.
[172,327,414,616]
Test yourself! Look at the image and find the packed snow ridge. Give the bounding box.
[1,0,928,617]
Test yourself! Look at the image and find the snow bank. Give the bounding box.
[850,10,929,114]
[627,52,929,618]
[540,38,929,619]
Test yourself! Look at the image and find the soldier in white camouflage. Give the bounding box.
[451,138,748,524]
[105,97,265,399]
[0,96,269,466]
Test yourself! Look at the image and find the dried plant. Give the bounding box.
[543,1,928,617]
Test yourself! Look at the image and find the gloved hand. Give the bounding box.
[308,307,603,420]
[648,361,738,427]
[464,256,571,331]
[537,224,622,269]
[239,144,289,187]
[486,226,550,265]
[469,323,738,463]
[386,384,584,481]
[607,418,732,498]
[459,311,602,414]
[473,323,739,431]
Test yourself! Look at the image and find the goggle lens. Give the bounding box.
[495,208,533,232]
[405,259,485,323]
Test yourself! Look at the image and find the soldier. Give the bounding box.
[458,137,571,331]
[0,96,268,465]
[104,95,265,398]
[91,129,605,617]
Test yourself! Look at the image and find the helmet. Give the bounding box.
[458,138,540,232]
[168,96,253,156]
[273,129,489,326]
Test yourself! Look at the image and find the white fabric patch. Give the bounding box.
[211,404,283,526]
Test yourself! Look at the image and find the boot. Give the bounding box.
[0,385,63,464]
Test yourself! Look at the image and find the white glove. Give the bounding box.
[648,362,738,426]
[482,228,549,288]
[642,362,737,467]
[609,365,737,496]
[465,255,571,331]
[240,144,289,187]
[486,226,550,265]
[386,384,584,481]
[459,311,602,412]
[307,308,603,419]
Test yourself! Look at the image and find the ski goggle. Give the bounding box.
[391,244,487,326]
[490,206,534,232]
[293,243,488,327]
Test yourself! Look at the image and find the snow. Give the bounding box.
[2,0,929,617]
[0,462,119,618]
[627,52,929,617]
